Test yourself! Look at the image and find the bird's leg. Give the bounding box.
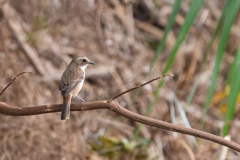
[74,95,85,103]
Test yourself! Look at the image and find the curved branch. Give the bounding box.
[0,101,240,152]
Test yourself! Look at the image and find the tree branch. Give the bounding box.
[1,74,239,153]
[0,101,240,152]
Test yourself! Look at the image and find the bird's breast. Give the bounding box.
[71,76,85,96]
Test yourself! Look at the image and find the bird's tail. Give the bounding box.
[61,95,71,120]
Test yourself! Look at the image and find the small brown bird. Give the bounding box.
[59,56,95,120]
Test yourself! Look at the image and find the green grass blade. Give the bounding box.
[149,0,182,72]
[218,45,239,115]
[201,0,240,129]
[134,0,205,137]
[223,46,240,136]
[131,0,183,110]
[184,8,224,111]
[163,0,205,74]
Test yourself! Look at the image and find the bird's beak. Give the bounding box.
[89,62,95,65]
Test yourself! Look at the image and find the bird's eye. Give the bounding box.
[83,59,86,62]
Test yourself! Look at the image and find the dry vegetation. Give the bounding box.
[0,0,240,159]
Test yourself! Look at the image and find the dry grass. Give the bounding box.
[0,0,240,159]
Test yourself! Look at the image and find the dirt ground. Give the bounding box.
[0,0,240,159]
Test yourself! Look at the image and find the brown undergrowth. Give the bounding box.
[0,0,240,159]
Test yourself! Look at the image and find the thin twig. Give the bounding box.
[0,72,34,96]
[109,74,174,101]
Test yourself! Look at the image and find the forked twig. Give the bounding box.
[109,74,174,101]
[0,72,34,96]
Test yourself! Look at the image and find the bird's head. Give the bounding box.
[71,56,95,70]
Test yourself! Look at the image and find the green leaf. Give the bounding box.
[223,46,240,136]
[163,0,205,74]
[201,0,240,129]
[134,0,205,137]
[184,4,224,111]
[149,0,182,73]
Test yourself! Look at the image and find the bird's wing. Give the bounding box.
[59,76,84,97]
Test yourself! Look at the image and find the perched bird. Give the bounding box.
[59,56,95,120]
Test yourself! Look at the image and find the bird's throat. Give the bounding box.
[80,65,88,71]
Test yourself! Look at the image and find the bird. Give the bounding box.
[59,56,95,120]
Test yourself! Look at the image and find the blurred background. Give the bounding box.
[0,0,240,159]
